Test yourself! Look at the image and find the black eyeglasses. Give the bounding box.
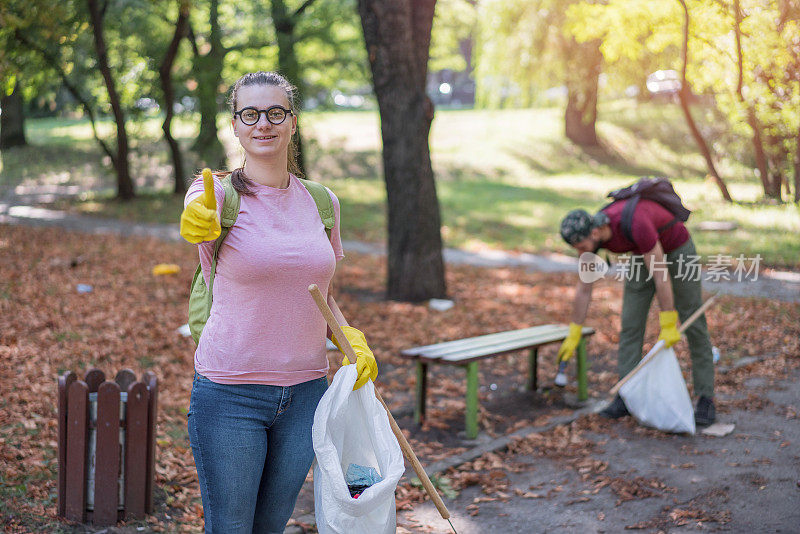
[234,106,293,126]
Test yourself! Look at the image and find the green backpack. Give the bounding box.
[187,174,336,344]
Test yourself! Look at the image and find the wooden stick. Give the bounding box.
[609,294,718,396]
[308,284,452,521]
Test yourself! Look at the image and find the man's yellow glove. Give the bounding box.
[556,322,583,363]
[332,326,378,390]
[180,168,221,244]
[658,310,681,347]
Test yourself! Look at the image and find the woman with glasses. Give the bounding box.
[178,71,378,533]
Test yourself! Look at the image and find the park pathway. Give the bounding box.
[2,196,799,303]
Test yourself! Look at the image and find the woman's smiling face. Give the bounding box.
[232,84,297,161]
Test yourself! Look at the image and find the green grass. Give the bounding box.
[54,330,83,343]
[50,189,188,224]
[1,102,798,267]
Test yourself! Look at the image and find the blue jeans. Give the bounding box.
[188,373,328,534]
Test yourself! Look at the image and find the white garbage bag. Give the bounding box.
[619,342,696,435]
[312,364,405,534]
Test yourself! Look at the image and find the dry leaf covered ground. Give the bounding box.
[404,363,800,533]
[1,224,798,532]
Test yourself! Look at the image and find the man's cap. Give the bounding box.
[560,209,610,245]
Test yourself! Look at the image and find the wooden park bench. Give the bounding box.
[400,324,595,439]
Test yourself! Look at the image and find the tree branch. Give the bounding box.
[160,0,190,80]
[185,21,200,56]
[291,0,317,20]
[225,38,274,53]
[12,29,116,163]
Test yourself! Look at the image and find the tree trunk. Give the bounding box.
[87,0,135,200]
[191,0,226,168]
[765,146,784,200]
[358,0,446,301]
[160,0,190,194]
[677,89,732,203]
[0,81,27,149]
[794,124,800,203]
[676,0,732,202]
[272,0,308,174]
[733,0,780,201]
[564,38,601,147]
[746,108,777,198]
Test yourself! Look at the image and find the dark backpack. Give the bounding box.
[604,177,691,244]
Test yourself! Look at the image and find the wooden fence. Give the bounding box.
[57,368,158,526]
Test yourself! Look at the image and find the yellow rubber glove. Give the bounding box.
[180,168,221,244]
[556,322,583,363]
[658,310,681,348]
[332,326,378,390]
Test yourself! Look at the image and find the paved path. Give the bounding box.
[2,198,799,303]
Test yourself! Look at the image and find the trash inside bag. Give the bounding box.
[346,464,383,498]
[619,342,696,435]
[312,364,404,534]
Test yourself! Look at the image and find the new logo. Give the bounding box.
[578,252,608,283]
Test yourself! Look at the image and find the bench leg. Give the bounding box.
[465,362,479,439]
[527,347,538,391]
[577,337,588,402]
[414,361,428,425]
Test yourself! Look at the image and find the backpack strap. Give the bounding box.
[220,176,240,228]
[297,177,335,239]
[208,175,240,295]
[620,195,639,244]
[657,217,680,234]
[620,195,680,247]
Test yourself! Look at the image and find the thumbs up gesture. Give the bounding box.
[180,168,222,244]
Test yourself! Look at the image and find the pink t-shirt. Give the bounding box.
[185,174,345,386]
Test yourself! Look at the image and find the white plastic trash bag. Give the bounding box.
[619,342,696,435]
[312,364,405,534]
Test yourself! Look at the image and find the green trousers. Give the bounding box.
[619,239,714,398]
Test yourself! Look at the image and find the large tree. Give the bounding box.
[188,0,366,172]
[0,4,44,150]
[272,0,370,172]
[87,0,134,200]
[475,0,602,146]
[562,35,602,146]
[2,0,139,199]
[187,0,228,168]
[270,0,312,173]
[159,0,191,194]
[568,0,800,202]
[0,81,26,149]
[675,0,731,202]
[733,0,770,199]
[187,0,278,168]
[0,2,60,150]
[722,0,800,201]
[358,0,447,301]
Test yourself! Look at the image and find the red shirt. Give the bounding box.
[601,199,690,255]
